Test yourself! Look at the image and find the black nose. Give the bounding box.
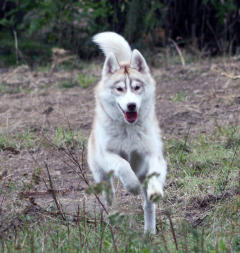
[127,103,136,112]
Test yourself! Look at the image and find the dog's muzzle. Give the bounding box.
[118,103,138,123]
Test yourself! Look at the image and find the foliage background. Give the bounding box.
[0,0,240,66]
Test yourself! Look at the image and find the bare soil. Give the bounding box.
[0,59,240,231]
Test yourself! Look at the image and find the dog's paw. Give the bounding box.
[119,168,141,195]
[127,183,141,195]
[124,175,141,195]
[147,177,164,202]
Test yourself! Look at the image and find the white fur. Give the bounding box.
[88,32,167,234]
[93,32,132,63]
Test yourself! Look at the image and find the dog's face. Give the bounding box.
[96,50,155,124]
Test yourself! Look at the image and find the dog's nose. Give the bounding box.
[127,103,136,112]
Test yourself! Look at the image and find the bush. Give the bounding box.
[0,0,239,66]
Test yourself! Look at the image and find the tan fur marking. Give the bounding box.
[120,63,131,75]
[88,115,97,154]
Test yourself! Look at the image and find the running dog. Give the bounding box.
[87,32,167,234]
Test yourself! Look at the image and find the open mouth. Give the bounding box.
[124,111,138,123]
[118,104,138,123]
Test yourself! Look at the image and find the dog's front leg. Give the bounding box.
[142,155,166,234]
[147,155,167,201]
[143,188,156,234]
[102,152,141,195]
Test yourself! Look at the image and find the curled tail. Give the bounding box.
[93,32,132,63]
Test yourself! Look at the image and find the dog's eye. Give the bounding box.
[134,85,141,91]
[116,87,124,92]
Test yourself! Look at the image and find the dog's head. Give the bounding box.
[96,50,155,124]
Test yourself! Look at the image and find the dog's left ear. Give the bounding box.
[102,53,120,76]
[130,49,149,74]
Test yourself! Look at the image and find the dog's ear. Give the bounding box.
[102,53,120,76]
[130,49,149,74]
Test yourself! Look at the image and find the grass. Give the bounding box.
[58,80,78,89]
[0,201,239,252]
[0,125,239,252]
[0,82,22,94]
[170,92,187,102]
[77,73,98,88]
[35,64,52,73]
[54,126,86,148]
[58,73,97,90]
[0,128,37,150]
[0,126,85,151]
[166,126,239,198]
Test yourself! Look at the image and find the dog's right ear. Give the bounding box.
[130,49,149,74]
[102,53,120,76]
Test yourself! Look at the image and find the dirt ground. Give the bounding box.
[0,58,240,231]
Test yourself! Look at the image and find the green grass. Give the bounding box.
[58,73,97,90]
[58,80,78,89]
[170,92,187,102]
[166,126,239,197]
[0,126,85,151]
[54,126,86,148]
[0,202,239,252]
[163,126,240,252]
[35,64,52,73]
[0,126,239,252]
[0,82,22,94]
[0,129,38,150]
[77,73,97,88]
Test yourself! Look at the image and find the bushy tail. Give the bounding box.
[93,32,132,63]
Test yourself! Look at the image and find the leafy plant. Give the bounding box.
[77,73,97,88]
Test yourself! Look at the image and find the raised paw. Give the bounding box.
[124,174,141,195]
[147,177,164,202]
[127,182,141,195]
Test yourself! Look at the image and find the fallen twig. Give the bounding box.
[212,65,240,80]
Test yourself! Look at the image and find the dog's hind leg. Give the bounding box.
[143,188,156,234]
[91,166,115,207]
[102,173,115,206]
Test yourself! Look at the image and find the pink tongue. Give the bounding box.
[125,112,137,123]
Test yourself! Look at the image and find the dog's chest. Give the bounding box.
[106,123,149,154]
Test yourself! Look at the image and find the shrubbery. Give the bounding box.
[0,0,239,66]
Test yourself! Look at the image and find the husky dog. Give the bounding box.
[87,32,167,234]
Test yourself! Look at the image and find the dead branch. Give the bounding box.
[212,65,240,80]
[44,162,66,220]
[169,38,186,67]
